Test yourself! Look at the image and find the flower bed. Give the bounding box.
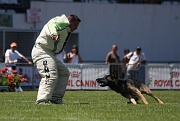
[0,66,28,92]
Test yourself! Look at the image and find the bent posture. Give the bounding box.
[96,74,164,105]
[31,14,81,105]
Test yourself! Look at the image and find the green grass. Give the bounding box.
[0,90,179,121]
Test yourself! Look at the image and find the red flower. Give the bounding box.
[4,66,8,71]
[8,79,14,84]
[7,74,14,80]
[11,69,17,73]
[21,78,27,82]
[0,69,6,74]
[0,66,8,74]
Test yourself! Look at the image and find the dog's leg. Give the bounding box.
[147,93,164,104]
[144,91,164,104]
[140,83,164,104]
[130,86,149,104]
[130,98,137,104]
[127,83,149,104]
[136,91,148,104]
[121,93,137,104]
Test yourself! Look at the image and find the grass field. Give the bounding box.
[0,90,179,121]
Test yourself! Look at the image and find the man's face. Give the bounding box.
[11,46,17,51]
[136,49,141,54]
[69,21,80,32]
[112,45,117,52]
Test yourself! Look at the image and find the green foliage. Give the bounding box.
[0,90,179,121]
[0,76,9,86]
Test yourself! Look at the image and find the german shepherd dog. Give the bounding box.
[96,74,164,104]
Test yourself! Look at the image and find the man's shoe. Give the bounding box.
[50,100,64,104]
[36,101,50,105]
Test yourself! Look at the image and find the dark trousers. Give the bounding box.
[109,64,122,79]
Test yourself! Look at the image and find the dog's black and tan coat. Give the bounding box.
[96,74,164,105]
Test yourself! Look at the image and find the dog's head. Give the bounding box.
[96,74,117,87]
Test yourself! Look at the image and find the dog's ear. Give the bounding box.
[111,73,116,79]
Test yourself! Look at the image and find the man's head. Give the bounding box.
[136,46,141,54]
[72,44,79,55]
[10,42,17,51]
[68,14,81,32]
[124,48,130,55]
[112,44,118,53]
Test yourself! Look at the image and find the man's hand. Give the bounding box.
[136,62,141,69]
[52,35,59,40]
[28,61,33,65]
[9,60,14,64]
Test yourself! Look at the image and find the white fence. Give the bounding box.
[65,64,109,90]
[16,63,109,90]
[146,64,180,90]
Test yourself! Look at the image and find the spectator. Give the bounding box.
[122,48,130,79]
[122,48,130,64]
[124,46,146,80]
[66,44,82,64]
[55,50,66,63]
[105,44,121,79]
[105,44,120,64]
[5,42,32,71]
[31,14,81,105]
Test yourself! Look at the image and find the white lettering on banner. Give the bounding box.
[148,66,180,89]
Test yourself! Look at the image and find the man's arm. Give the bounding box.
[141,60,146,64]
[136,53,147,69]
[123,52,133,64]
[105,53,110,64]
[6,56,13,63]
[22,56,32,65]
[78,54,83,63]
[141,52,147,64]
[47,16,69,40]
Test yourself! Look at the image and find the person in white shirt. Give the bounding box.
[31,14,81,105]
[5,42,32,69]
[124,46,146,80]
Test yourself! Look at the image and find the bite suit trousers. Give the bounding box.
[31,44,70,103]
